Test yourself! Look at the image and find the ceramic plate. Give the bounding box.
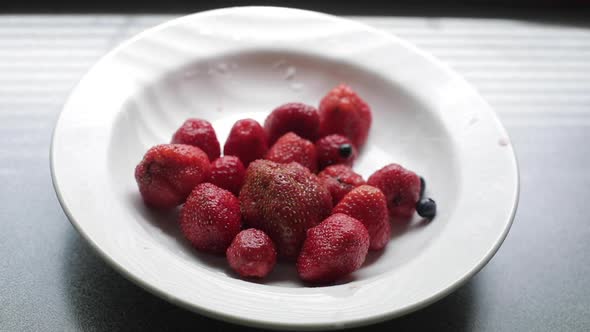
[51,7,519,330]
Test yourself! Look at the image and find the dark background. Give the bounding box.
[2,0,590,18]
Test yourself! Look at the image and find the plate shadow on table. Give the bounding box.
[62,226,478,331]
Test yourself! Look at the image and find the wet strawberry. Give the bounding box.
[226,228,277,278]
[333,185,390,250]
[315,134,356,170]
[224,119,268,166]
[180,183,242,254]
[319,84,372,148]
[171,118,220,161]
[239,160,332,259]
[297,213,369,284]
[265,132,318,173]
[317,165,365,205]
[134,144,210,209]
[264,102,320,144]
[209,156,246,196]
[367,164,421,221]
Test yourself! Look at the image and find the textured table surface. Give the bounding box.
[1,15,589,331]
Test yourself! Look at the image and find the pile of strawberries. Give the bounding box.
[134,84,436,284]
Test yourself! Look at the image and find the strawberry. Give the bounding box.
[315,134,356,170]
[171,118,220,161]
[223,119,268,166]
[226,228,277,278]
[264,102,320,144]
[134,144,210,209]
[265,132,318,173]
[209,156,246,196]
[319,84,372,148]
[239,160,332,259]
[179,183,242,254]
[297,213,369,284]
[333,185,391,250]
[367,164,421,222]
[317,165,365,205]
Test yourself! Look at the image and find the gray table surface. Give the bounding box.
[1,15,590,332]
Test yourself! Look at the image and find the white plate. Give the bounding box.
[51,7,519,330]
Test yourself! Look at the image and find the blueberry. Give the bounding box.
[338,144,353,158]
[419,176,426,198]
[416,198,436,220]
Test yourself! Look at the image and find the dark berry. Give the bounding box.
[416,198,436,220]
[419,176,426,199]
[339,144,353,158]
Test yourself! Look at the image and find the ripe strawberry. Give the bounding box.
[180,183,242,254]
[239,160,332,259]
[264,102,320,144]
[367,164,421,222]
[297,213,369,284]
[315,134,357,170]
[171,118,220,161]
[333,185,390,250]
[319,84,372,148]
[134,144,210,209]
[226,228,277,278]
[223,119,268,166]
[265,132,318,173]
[317,165,365,205]
[209,156,246,196]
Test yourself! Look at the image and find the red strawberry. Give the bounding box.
[240,160,332,259]
[209,156,246,196]
[297,213,369,284]
[224,119,268,166]
[319,84,372,148]
[317,165,365,205]
[171,118,220,161]
[226,228,277,278]
[264,102,320,144]
[134,144,210,209]
[180,183,242,254]
[333,185,390,250]
[315,134,357,170]
[265,132,318,173]
[367,164,421,222]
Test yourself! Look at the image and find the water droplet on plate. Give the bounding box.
[290,82,304,92]
[284,66,296,80]
[272,59,287,69]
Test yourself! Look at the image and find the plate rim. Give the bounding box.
[50,6,520,330]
